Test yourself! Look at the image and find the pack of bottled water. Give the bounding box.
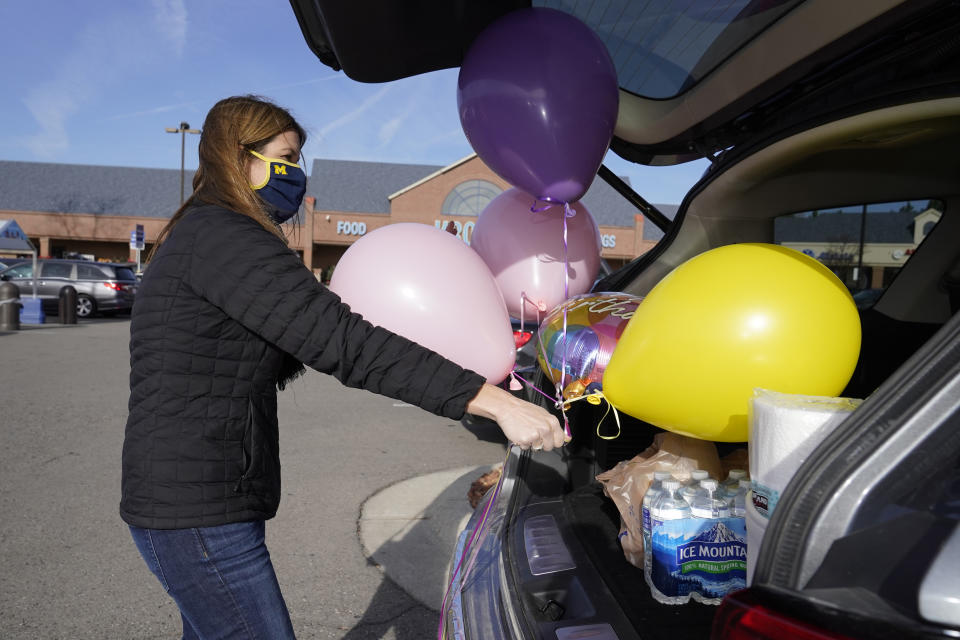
[641,471,675,577]
[646,471,748,605]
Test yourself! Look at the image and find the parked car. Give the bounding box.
[292,1,960,639]
[511,317,539,372]
[852,287,884,309]
[0,258,137,318]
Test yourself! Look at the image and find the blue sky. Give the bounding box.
[0,0,707,205]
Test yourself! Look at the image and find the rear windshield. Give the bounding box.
[114,267,136,281]
[537,0,802,99]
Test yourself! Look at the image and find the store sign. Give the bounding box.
[601,234,617,249]
[129,224,145,250]
[435,219,475,244]
[337,221,367,236]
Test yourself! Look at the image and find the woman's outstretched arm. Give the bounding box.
[465,383,566,451]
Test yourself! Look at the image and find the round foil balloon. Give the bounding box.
[602,244,862,442]
[536,293,643,399]
[329,223,516,384]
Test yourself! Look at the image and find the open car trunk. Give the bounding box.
[501,400,745,638]
[505,86,960,638]
[564,412,729,637]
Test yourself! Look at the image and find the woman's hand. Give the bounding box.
[465,383,567,451]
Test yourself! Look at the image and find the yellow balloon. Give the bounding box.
[602,244,861,442]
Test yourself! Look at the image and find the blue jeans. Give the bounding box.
[129,521,296,640]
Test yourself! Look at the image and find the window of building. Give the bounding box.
[774,199,944,309]
[441,179,502,216]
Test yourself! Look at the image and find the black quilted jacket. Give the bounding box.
[120,204,486,529]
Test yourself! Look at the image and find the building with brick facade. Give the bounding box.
[0,156,942,296]
[0,155,670,278]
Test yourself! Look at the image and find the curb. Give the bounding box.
[357,465,498,610]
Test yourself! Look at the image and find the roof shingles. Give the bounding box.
[0,159,678,236]
[0,160,192,218]
[775,210,918,244]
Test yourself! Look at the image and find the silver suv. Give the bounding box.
[292,2,960,639]
[0,259,137,318]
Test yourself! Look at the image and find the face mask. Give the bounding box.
[249,149,306,223]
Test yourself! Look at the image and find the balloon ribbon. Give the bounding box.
[562,390,622,441]
[509,371,620,441]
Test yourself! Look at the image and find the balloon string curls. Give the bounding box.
[508,370,621,442]
[528,197,578,218]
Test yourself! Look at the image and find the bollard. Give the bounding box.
[59,285,78,324]
[0,281,22,331]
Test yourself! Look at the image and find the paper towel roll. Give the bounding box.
[745,493,767,585]
[749,389,861,518]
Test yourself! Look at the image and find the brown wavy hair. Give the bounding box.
[148,95,307,260]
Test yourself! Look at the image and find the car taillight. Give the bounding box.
[713,590,855,640]
[102,282,129,291]
[513,330,533,349]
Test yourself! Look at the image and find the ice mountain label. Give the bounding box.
[650,516,747,600]
[675,521,746,574]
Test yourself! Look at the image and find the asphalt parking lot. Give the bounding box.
[0,318,509,639]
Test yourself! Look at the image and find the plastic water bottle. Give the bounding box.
[721,469,749,495]
[642,471,674,576]
[680,469,711,505]
[691,479,732,519]
[729,479,750,517]
[689,479,738,605]
[647,479,692,605]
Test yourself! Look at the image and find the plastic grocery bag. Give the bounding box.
[596,433,724,568]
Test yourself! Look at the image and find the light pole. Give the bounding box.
[855,203,867,289]
[165,122,201,205]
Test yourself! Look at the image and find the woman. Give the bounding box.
[121,95,564,639]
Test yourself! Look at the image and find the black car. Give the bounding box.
[291,2,960,639]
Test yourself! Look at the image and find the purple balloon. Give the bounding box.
[458,8,619,204]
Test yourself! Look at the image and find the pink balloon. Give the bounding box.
[328,223,516,384]
[470,188,602,319]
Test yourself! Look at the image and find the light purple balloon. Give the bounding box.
[458,8,619,204]
[329,223,516,384]
[470,188,602,320]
